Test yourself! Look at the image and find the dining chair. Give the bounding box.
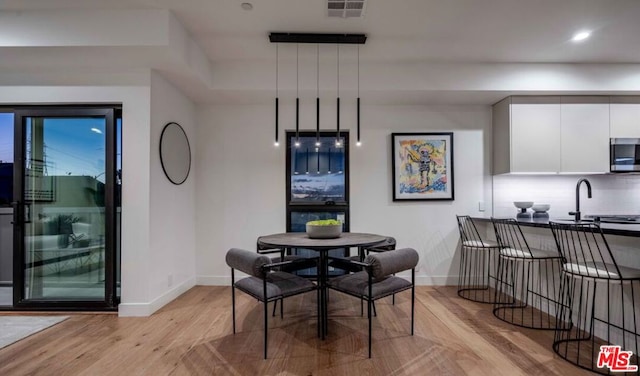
[491,218,565,330]
[549,221,640,374]
[326,247,419,358]
[226,248,320,359]
[257,242,318,317]
[330,237,397,272]
[456,215,502,303]
[329,237,397,315]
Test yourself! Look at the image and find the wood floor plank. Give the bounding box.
[0,286,591,375]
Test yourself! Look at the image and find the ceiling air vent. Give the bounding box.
[327,0,366,18]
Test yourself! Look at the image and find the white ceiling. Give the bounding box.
[2,0,640,64]
[2,0,640,104]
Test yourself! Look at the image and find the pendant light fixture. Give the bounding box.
[315,44,321,147]
[268,33,366,148]
[335,43,341,148]
[295,43,300,148]
[274,43,279,147]
[356,45,361,147]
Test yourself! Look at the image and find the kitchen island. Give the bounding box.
[472,216,640,237]
[470,216,640,353]
[472,216,639,269]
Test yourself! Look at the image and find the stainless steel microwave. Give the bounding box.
[611,138,640,172]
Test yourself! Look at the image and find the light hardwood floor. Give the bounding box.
[0,286,591,375]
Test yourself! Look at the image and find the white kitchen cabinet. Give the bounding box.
[493,96,613,175]
[610,96,640,138]
[560,97,610,173]
[492,96,561,174]
[511,97,561,173]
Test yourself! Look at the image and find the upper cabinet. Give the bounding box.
[493,96,610,175]
[510,97,561,173]
[610,96,640,138]
[560,97,609,173]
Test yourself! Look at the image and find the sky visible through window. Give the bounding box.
[0,113,13,163]
[0,114,121,183]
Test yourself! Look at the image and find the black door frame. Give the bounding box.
[285,130,350,230]
[11,106,118,311]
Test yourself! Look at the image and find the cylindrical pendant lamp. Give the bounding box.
[356,45,361,146]
[316,44,321,147]
[295,43,300,147]
[274,43,279,146]
[335,43,341,147]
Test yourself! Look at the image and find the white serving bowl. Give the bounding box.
[532,204,551,212]
[513,201,534,209]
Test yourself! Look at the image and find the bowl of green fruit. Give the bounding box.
[306,219,343,239]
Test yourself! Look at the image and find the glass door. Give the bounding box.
[0,112,14,307]
[13,108,116,309]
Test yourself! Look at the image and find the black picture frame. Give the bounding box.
[391,132,454,201]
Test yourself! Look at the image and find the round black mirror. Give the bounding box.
[159,122,191,185]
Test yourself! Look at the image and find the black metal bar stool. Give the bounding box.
[550,221,640,374]
[456,215,502,303]
[491,218,566,329]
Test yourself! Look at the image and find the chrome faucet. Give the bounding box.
[569,178,592,221]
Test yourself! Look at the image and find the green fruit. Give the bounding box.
[307,219,342,226]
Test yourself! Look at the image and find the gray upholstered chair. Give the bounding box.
[226,248,319,359]
[329,237,398,315]
[256,242,318,317]
[330,237,396,273]
[326,247,419,358]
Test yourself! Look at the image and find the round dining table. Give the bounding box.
[257,232,389,338]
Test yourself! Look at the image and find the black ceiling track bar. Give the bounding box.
[269,33,367,44]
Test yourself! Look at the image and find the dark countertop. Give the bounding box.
[472,217,640,238]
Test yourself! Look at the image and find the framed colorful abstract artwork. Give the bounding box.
[391,132,454,201]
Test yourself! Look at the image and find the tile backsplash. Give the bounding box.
[492,174,640,218]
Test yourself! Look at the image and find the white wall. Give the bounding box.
[145,71,197,313]
[195,102,492,285]
[493,174,640,218]
[0,79,197,317]
[0,84,153,313]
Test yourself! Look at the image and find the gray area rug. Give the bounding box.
[0,316,68,349]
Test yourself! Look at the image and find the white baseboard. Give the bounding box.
[196,275,230,285]
[195,275,458,287]
[118,276,196,317]
[416,275,457,286]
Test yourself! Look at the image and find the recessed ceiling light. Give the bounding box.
[241,2,253,11]
[571,30,591,42]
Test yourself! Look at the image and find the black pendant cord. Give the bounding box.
[275,43,279,146]
[357,44,361,146]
